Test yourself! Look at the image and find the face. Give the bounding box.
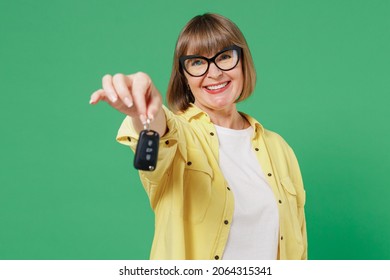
[183,47,244,114]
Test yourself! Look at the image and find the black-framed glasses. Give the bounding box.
[179,45,242,77]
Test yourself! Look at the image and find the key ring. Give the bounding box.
[143,118,151,131]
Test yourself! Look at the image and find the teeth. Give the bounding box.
[206,82,228,90]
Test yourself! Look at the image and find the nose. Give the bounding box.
[207,62,223,79]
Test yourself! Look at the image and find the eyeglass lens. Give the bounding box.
[183,49,239,77]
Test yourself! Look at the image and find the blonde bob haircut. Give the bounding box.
[167,13,257,113]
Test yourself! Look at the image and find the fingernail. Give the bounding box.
[124,97,133,108]
[139,114,147,125]
[89,98,95,105]
[147,113,154,122]
[110,94,117,103]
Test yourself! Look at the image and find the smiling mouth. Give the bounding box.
[205,81,229,91]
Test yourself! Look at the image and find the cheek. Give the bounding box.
[187,76,204,91]
[233,71,244,92]
[238,76,244,91]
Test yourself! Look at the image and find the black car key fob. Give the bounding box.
[134,119,160,171]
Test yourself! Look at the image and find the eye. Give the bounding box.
[220,54,232,60]
[216,51,233,63]
[190,58,205,67]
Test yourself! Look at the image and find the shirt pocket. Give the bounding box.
[280,177,304,245]
[183,148,214,224]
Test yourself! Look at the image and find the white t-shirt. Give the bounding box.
[215,124,279,260]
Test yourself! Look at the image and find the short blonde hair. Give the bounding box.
[167,13,256,113]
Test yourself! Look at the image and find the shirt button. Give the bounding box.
[279,200,282,204]
[268,173,272,177]
[227,187,231,191]
[187,161,192,166]
[255,148,259,151]
[224,220,229,225]
[214,255,220,260]
[127,137,131,142]
[281,236,284,240]
[165,140,169,145]
[210,132,215,136]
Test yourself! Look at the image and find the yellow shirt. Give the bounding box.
[117,104,307,260]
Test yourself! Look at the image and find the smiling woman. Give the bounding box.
[168,13,256,113]
[182,44,245,121]
[90,12,307,260]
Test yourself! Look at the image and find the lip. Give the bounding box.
[203,81,231,94]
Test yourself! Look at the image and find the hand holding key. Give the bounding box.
[90,72,166,135]
[90,72,167,171]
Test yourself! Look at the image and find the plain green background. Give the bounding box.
[1,0,389,260]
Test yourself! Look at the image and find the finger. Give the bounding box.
[130,72,151,123]
[89,89,107,105]
[102,74,118,103]
[112,73,133,108]
[146,84,162,121]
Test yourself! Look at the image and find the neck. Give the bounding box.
[198,105,248,130]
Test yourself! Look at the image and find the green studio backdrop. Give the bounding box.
[1,0,389,260]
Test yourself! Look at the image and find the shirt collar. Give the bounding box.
[181,103,207,121]
[240,112,264,139]
[180,103,264,138]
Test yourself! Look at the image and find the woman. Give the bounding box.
[90,13,307,260]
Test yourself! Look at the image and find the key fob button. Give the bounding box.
[134,129,160,171]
